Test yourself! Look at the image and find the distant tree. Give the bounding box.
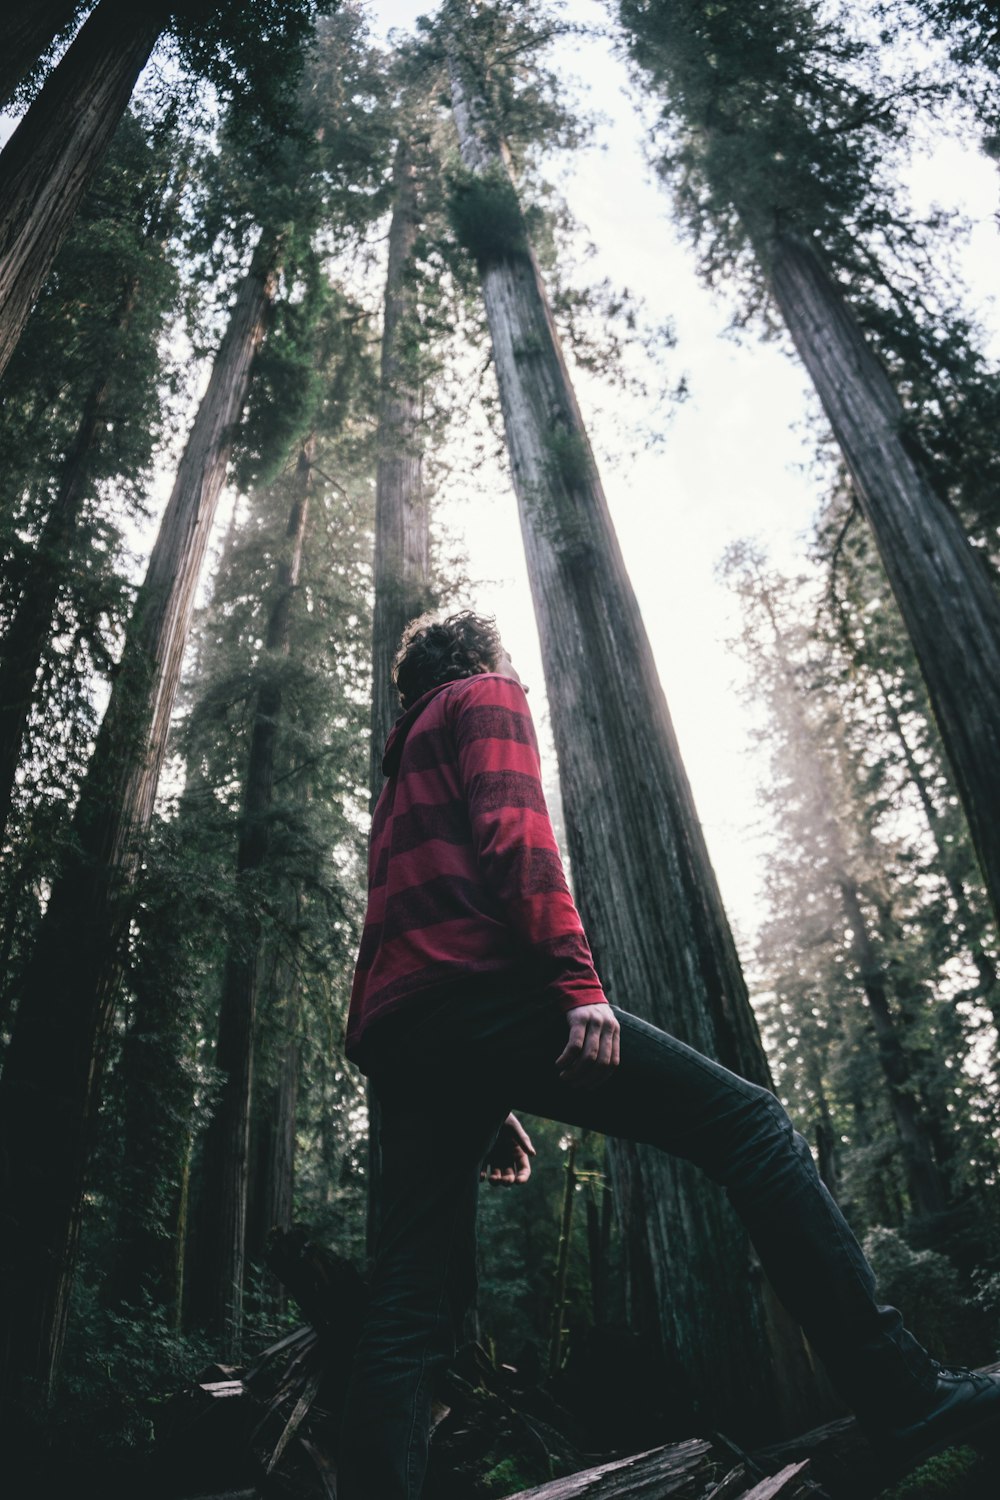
[723,546,959,1221]
[813,488,1000,1022]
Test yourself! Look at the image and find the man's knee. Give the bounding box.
[697,1082,795,1187]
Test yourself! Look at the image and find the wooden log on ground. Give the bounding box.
[741,1461,814,1498]
[503,1439,715,1498]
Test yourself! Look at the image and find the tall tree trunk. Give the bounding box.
[836,876,948,1218]
[811,1070,841,1203]
[0,257,274,1398]
[0,0,82,108]
[247,953,302,1320]
[769,234,1000,930]
[192,436,313,1354]
[366,138,433,1259]
[0,276,139,845]
[0,0,167,378]
[444,23,818,1437]
[369,138,432,785]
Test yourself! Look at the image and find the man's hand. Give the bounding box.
[556,1003,620,1087]
[481,1113,536,1186]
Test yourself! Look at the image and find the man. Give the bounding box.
[338,609,1000,1499]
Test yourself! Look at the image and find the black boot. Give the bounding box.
[864,1363,1000,1475]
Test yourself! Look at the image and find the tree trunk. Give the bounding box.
[247,965,302,1320]
[369,137,432,786]
[192,436,313,1354]
[0,257,274,1398]
[366,138,433,1259]
[445,23,818,1438]
[0,0,83,109]
[769,234,1000,930]
[0,275,139,845]
[0,0,167,379]
[548,1136,577,1378]
[835,875,948,1218]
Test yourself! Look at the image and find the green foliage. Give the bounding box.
[481,1455,537,1495]
[863,1227,969,1356]
[877,1443,983,1499]
[41,1282,214,1467]
[446,167,535,265]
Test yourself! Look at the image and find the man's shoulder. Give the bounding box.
[447,674,530,712]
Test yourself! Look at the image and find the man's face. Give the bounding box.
[494,647,529,695]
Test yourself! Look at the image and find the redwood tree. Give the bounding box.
[0,116,184,845]
[193,435,315,1351]
[617,0,1000,930]
[0,0,169,378]
[0,250,275,1398]
[438,0,818,1437]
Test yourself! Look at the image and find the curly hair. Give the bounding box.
[393,610,504,710]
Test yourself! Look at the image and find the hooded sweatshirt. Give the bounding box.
[345,672,607,1065]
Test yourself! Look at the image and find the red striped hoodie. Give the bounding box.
[345,673,607,1064]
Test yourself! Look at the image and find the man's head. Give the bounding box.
[393,610,521,710]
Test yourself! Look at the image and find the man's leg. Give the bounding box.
[403,990,939,1424]
[504,1006,939,1424]
[337,1087,508,1500]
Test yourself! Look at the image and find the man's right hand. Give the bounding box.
[555,1003,620,1087]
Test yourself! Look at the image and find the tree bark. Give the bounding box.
[444,20,818,1438]
[0,0,167,378]
[366,137,433,1259]
[0,276,139,845]
[192,436,313,1354]
[247,964,302,1319]
[769,234,1000,931]
[369,137,432,786]
[0,1,83,109]
[0,257,274,1397]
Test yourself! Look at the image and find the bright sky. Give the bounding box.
[369,0,1000,950]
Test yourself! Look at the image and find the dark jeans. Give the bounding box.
[337,989,937,1500]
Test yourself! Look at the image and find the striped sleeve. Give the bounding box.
[449,675,607,1012]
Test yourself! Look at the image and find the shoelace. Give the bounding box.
[935,1362,993,1388]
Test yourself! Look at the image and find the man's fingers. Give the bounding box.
[558,1008,622,1087]
[554,1019,586,1071]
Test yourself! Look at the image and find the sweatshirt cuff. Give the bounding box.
[555,984,610,1013]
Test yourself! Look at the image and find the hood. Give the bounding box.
[381,680,457,776]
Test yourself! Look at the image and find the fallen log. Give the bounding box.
[500,1445,821,1500]
[157,1229,998,1499]
[502,1439,714,1497]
